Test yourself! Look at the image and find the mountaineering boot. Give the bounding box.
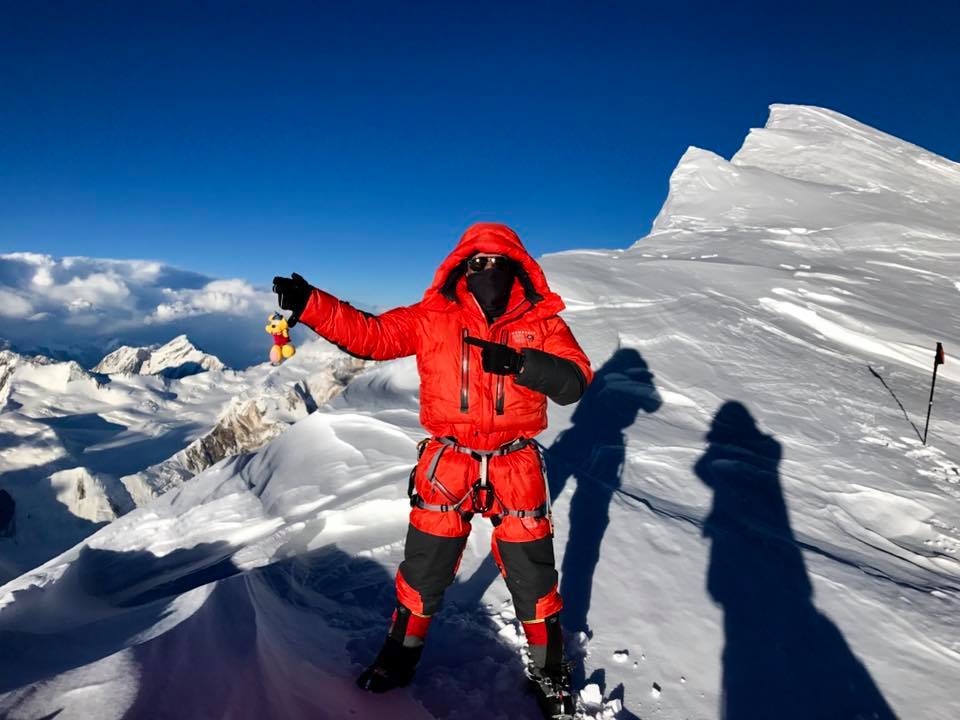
[522,613,575,718]
[526,661,576,719]
[356,635,424,693]
[357,604,431,693]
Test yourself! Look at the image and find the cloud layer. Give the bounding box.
[0,253,283,368]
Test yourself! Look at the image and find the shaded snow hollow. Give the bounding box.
[2,105,959,720]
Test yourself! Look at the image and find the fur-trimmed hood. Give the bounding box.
[421,223,565,319]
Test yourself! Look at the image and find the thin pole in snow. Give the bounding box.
[923,342,945,445]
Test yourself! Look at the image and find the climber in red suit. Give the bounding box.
[273,222,592,711]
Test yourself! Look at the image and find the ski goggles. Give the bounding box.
[467,255,509,273]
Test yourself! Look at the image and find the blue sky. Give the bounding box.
[1,1,957,309]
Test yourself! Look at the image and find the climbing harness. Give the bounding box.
[408,435,552,525]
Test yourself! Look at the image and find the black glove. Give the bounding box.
[464,336,524,375]
[272,272,312,327]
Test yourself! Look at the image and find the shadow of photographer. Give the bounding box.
[696,401,897,720]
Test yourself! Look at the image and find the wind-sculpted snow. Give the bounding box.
[0,337,366,584]
[2,106,960,719]
[735,105,960,207]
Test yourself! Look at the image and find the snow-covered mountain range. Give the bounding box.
[92,335,226,377]
[1,105,958,720]
[0,335,366,583]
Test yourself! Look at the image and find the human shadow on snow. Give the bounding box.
[697,401,897,720]
[546,348,663,640]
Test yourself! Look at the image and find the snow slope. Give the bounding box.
[1,105,958,720]
[0,338,365,583]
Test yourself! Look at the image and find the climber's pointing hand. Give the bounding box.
[464,336,524,375]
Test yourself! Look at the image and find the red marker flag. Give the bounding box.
[935,342,945,366]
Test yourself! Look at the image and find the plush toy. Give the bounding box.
[265,312,296,365]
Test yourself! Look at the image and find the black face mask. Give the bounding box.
[466,264,515,323]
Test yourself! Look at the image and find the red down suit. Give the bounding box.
[298,223,593,625]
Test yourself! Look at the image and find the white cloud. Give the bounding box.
[32,267,55,288]
[148,278,270,323]
[47,272,132,309]
[2,252,53,266]
[127,261,164,283]
[0,289,34,317]
[66,298,94,313]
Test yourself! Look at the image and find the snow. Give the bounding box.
[91,335,230,379]
[0,337,365,583]
[137,335,226,377]
[2,104,960,719]
[48,467,131,523]
[92,344,153,375]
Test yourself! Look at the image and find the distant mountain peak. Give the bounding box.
[93,334,226,378]
[161,334,197,349]
[143,335,226,378]
[92,344,154,375]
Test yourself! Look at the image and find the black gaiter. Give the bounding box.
[466,265,515,323]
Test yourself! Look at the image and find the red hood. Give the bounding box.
[421,223,565,318]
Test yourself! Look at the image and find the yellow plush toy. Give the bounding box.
[265,312,296,365]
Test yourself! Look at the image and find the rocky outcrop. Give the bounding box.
[0,352,19,409]
[48,467,134,523]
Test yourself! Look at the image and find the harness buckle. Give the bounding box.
[471,478,496,514]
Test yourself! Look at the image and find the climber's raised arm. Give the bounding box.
[273,273,420,361]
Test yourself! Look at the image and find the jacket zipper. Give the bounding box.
[461,297,531,420]
[460,327,470,413]
[491,298,529,330]
[489,302,529,417]
[495,328,507,415]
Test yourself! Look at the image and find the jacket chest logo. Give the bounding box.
[510,330,536,345]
